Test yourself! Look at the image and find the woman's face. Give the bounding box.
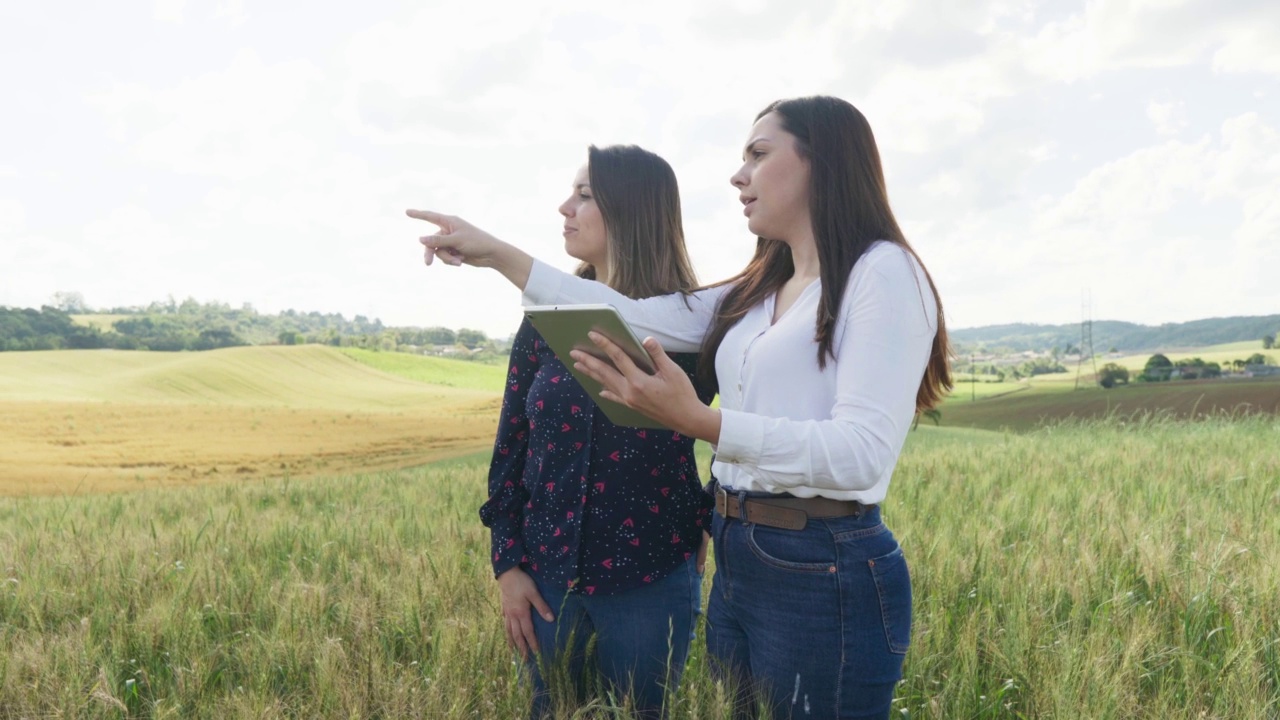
[730,112,811,243]
[559,164,608,269]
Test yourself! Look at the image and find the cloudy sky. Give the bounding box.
[1,0,1276,338]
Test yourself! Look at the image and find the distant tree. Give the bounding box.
[1098,363,1130,389]
[456,328,487,349]
[1018,358,1067,377]
[50,291,89,313]
[1140,354,1173,382]
[422,327,457,346]
[1202,362,1222,379]
[1176,357,1207,380]
[278,330,302,345]
[1245,353,1271,366]
[194,328,245,351]
[1265,333,1276,350]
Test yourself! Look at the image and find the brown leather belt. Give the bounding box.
[714,485,875,531]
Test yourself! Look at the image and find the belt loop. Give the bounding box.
[736,489,750,526]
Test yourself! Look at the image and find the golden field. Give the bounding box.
[0,346,505,495]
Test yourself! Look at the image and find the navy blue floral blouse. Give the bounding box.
[479,317,715,596]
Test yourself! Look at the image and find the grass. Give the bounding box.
[2,417,1277,718]
[337,347,507,392]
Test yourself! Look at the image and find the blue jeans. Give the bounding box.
[528,557,702,719]
[706,503,911,719]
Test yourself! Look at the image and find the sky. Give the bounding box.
[1,0,1277,338]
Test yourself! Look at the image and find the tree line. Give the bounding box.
[0,297,502,355]
[952,315,1280,354]
[1096,352,1276,388]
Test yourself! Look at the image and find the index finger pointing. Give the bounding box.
[405,209,447,226]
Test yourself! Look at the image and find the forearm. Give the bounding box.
[523,259,723,351]
[490,244,535,291]
[676,405,722,446]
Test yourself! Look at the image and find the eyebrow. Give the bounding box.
[742,137,770,160]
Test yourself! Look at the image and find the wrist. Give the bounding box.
[491,244,534,289]
[496,565,525,583]
[677,405,721,445]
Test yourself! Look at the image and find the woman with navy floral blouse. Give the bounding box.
[478,144,714,719]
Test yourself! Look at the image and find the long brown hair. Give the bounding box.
[574,144,699,299]
[699,96,952,411]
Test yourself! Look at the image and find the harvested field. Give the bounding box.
[0,346,503,495]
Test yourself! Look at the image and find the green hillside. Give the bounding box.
[952,314,1280,353]
[0,345,497,410]
[338,348,506,392]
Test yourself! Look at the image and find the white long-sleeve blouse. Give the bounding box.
[522,240,938,505]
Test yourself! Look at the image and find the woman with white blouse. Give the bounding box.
[408,95,952,719]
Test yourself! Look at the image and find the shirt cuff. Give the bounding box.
[491,540,528,579]
[713,408,765,471]
[521,259,563,307]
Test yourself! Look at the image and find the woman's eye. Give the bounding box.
[752,150,765,159]
[579,193,592,201]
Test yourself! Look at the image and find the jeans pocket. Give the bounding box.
[868,547,912,655]
[744,523,836,574]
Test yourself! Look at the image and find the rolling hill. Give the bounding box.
[0,345,499,409]
[951,314,1280,353]
[0,346,506,495]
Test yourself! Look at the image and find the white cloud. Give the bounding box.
[88,49,327,180]
[152,0,185,24]
[1147,100,1188,136]
[1026,142,1060,163]
[213,0,248,25]
[1212,24,1280,76]
[1020,111,1280,323]
[1018,0,1280,82]
[0,198,24,236]
[3,0,1277,336]
[862,58,1014,153]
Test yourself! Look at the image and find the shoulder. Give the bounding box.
[511,316,547,347]
[853,241,924,281]
[506,317,554,371]
[841,240,938,330]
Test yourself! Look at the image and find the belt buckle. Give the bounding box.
[714,487,729,517]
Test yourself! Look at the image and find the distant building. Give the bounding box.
[1244,364,1280,377]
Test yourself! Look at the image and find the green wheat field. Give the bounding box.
[1,346,1278,718]
[1,419,1277,718]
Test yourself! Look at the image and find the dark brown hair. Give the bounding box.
[574,145,699,299]
[699,96,953,411]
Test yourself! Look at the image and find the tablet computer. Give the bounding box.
[522,303,668,429]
